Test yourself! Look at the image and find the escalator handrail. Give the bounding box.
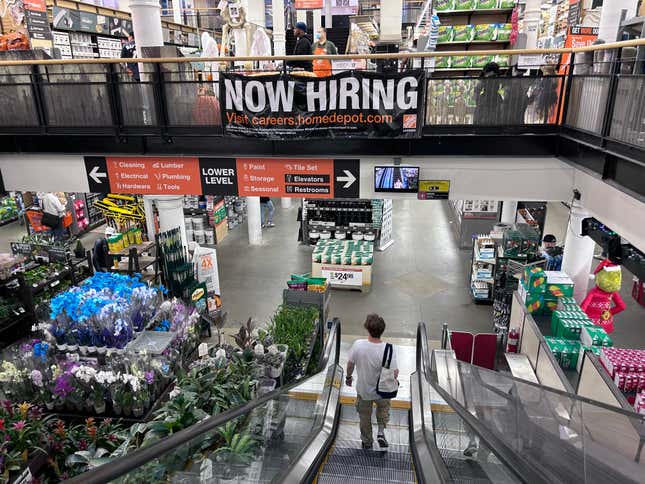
[66,319,342,484]
[417,323,549,484]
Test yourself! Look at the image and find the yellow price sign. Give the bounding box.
[418,180,450,200]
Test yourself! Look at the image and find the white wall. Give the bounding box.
[359,156,575,202]
[573,168,645,253]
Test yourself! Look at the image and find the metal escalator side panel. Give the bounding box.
[279,365,343,484]
[410,370,452,484]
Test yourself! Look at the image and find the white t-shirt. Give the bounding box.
[348,339,398,401]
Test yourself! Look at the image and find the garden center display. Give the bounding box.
[0,268,321,482]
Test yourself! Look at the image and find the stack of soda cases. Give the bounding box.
[551,309,595,340]
[599,347,645,396]
[545,336,581,371]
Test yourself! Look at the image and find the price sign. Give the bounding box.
[10,242,33,256]
[321,267,363,287]
[48,247,69,263]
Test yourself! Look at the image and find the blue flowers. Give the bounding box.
[48,273,163,349]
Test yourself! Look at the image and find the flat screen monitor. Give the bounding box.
[374,166,420,193]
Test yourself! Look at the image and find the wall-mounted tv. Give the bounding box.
[374,166,420,193]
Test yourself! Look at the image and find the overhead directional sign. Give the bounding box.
[83,157,360,199]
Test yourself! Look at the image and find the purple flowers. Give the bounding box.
[54,374,74,398]
[144,371,154,385]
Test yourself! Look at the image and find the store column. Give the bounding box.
[562,200,596,302]
[128,0,164,53]
[523,0,540,50]
[501,201,518,224]
[272,0,286,55]
[245,0,266,27]
[152,195,189,249]
[143,196,156,244]
[598,0,639,42]
[379,0,402,42]
[313,9,322,33]
[247,196,263,245]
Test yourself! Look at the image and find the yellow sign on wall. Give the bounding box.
[418,180,450,200]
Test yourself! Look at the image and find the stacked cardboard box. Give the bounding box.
[519,268,575,316]
[545,336,581,371]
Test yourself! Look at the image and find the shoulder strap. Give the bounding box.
[381,343,393,369]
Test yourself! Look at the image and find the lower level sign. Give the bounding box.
[321,266,363,287]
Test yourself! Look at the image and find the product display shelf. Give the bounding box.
[435,8,515,16]
[469,234,496,304]
[0,215,19,227]
[311,262,372,293]
[108,241,155,257]
[283,288,331,326]
[438,39,511,45]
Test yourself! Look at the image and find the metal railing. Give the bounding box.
[0,40,644,143]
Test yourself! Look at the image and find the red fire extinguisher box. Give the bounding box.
[633,278,645,308]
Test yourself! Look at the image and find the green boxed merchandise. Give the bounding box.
[545,337,580,371]
[451,56,472,69]
[523,266,546,293]
[551,310,592,336]
[476,0,497,8]
[577,345,602,372]
[543,296,559,315]
[559,297,576,305]
[453,24,475,42]
[454,0,475,10]
[435,0,454,10]
[436,56,451,69]
[438,26,454,43]
[474,24,497,41]
[494,55,510,67]
[496,23,513,41]
[472,55,495,68]
[544,271,575,298]
[580,326,613,347]
[499,0,517,8]
[523,291,543,314]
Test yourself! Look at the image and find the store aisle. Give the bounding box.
[216,199,492,340]
[0,221,28,251]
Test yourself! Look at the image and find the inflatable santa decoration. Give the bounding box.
[580,259,626,334]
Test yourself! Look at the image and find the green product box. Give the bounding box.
[435,0,454,11]
[523,266,546,294]
[524,292,543,314]
[544,271,575,298]
[496,23,513,41]
[543,296,559,315]
[454,0,475,10]
[494,54,510,67]
[453,24,475,42]
[476,0,497,9]
[474,24,497,41]
[437,25,454,43]
[471,55,495,68]
[580,326,613,347]
[499,0,516,8]
[451,56,472,69]
[560,297,576,305]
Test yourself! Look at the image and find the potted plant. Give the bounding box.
[74,240,85,259]
[213,423,257,484]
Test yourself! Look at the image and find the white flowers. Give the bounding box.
[72,365,97,383]
[30,369,44,387]
[215,348,227,360]
[95,370,119,385]
[122,373,141,393]
[254,344,265,356]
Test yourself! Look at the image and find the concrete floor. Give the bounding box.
[216,200,493,340]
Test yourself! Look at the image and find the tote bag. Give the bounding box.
[376,343,399,399]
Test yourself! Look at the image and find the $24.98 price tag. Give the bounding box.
[321,267,363,287]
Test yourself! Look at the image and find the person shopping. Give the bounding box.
[312,28,338,77]
[287,22,313,72]
[40,192,67,239]
[93,226,116,272]
[346,314,399,450]
[260,197,275,228]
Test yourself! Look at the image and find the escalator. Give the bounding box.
[69,321,645,484]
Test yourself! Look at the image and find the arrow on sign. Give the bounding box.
[336,170,356,189]
[89,166,107,184]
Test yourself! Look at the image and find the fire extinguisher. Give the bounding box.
[506,327,520,354]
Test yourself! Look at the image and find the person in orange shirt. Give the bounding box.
[312,28,338,77]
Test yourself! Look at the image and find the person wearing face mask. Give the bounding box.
[312,27,338,77]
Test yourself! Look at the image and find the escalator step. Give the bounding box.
[326,449,413,471]
[318,474,415,484]
[320,462,416,482]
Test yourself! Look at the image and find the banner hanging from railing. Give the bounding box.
[220,70,426,139]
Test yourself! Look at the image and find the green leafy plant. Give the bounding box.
[268,305,318,362]
[232,317,256,350]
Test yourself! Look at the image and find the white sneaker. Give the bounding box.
[267,222,275,227]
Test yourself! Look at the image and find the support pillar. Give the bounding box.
[598,0,638,42]
[523,0,540,49]
[245,0,266,27]
[247,196,263,246]
[500,201,518,225]
[313,9,322,33]
[172,0,182,24]
[379,0,402,43]
[562,201,596,303]
[151,195,188,250]
[281,197,292,208]
[323,0,331,28]
[129,0,164,54]
[143,196,156,242]
[272,0,286,56]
